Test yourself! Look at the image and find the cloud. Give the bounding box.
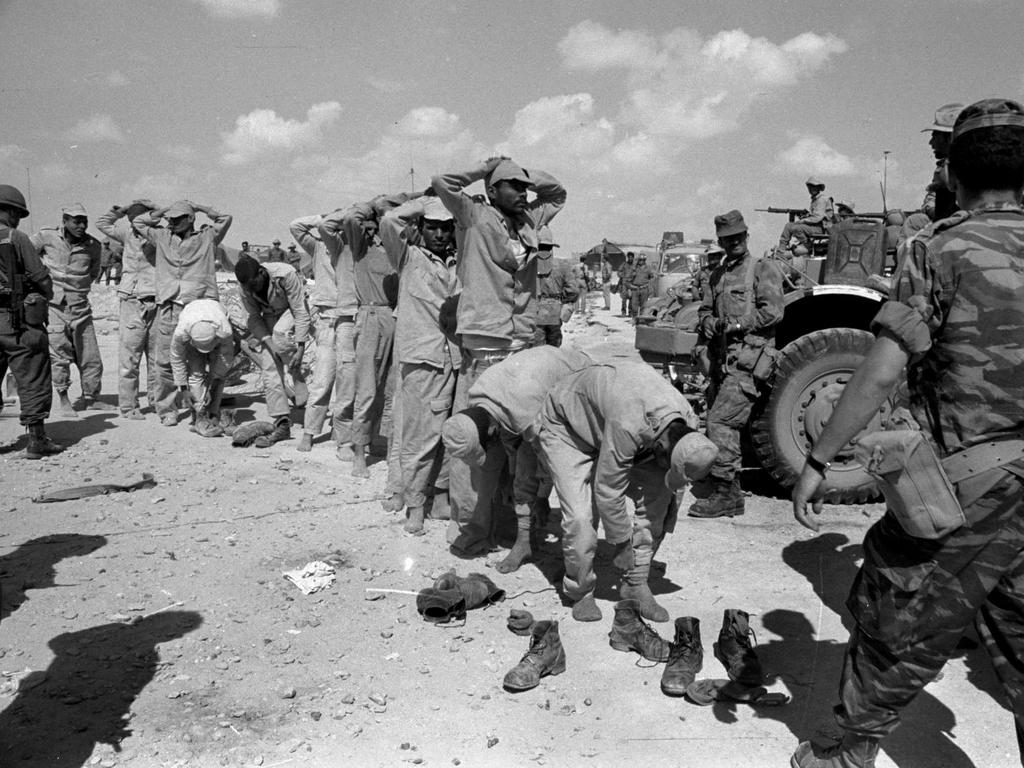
[189,0,281,18]
[221,101,342,165]
[497,94,615,169]
[777,135,859,176]
[105,70,128,87]
[65,114,125,143]
[367,76,407,95]
[559,21,847,142]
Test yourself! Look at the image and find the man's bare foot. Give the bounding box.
[296,433,313,453]
[57,393,79,419]
[336,442,354,462]
[352,445,369,478]
[494,540,532,573]
[381,493,404,512]
[403,506,425,535]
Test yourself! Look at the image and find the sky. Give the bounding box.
[2,0,1023,254]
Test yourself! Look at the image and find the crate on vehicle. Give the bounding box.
[634,324,698,357]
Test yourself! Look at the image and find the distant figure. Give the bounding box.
[285,243,303,274]
[629,254,654,320]
[600,257,613,310]
[777,176,829,252]
[922,102,964,222]
[618,252,636,317]
[264,238,286,263]
[533,226,578,348]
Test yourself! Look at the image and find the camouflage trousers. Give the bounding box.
[705,370,758,485]
[836,473,1024,760]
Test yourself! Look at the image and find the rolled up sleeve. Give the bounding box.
[870,239,939,360]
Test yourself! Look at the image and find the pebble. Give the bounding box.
[279,687,297,699]
[486,737,499,748]
[368,692,387,706]
[341,694,355,705]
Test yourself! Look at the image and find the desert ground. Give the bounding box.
[0,284,1016,768]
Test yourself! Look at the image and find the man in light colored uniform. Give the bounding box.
[169,297,234,435]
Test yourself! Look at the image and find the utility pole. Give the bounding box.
[880,150,891,211]
[409,167,415,193]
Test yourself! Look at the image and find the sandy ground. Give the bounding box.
[0,285,1017,768]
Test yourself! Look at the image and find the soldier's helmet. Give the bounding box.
[0,184,30,217]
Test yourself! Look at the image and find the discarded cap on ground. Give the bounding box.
[441,410,488,466]
[714,209,747,238]
[190,320,219,353]
[537,225,557,247]
[487,159,532,188]
[951,98,1024,144]
[923,102,964,133]
[164,200,195,219]
[61,202,88,218]
[805,176,824,187]
[422,197,454,222]
[665,432,719,491]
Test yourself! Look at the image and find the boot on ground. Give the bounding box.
[714,608,763,687]
[661,617,703,696]
[254,416,291,448]
[25,423,62,460]
[503,620,566,692]
[608,599,671,662]
[688,482,744,519]
[790,734,880,768]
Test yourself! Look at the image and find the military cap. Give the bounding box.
[805,176,824,187]
[951,98,1024,144]
[190,320,220,353]
[164,200,195,218]
[287,243,297,250]
[922,102,964,133]
[487,159,532,188]
[422,198,454,222]
[665,432,719,491]
[714,209,747,237]
[61,202,88,218]
[441,408,491,466]
[272,238,281,245]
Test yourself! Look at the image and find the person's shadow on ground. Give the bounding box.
[0,534,107,623]
[753,533,976,768]
[0,611,203,767]
[46,412,118,449]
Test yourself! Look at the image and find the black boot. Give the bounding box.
[608,599,671,662]
[25,423,62,460]
[714,608,763,687]
[688,482,744,518]
[503,620,566,691]
[790,734,880,768]
[661,617,703,696]
[254,416,291,448]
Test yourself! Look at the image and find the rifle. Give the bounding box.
[756,207,809,222]
[0,237,24,333]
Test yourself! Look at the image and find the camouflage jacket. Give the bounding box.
[871,202,1024,454]
[697,252,784,363]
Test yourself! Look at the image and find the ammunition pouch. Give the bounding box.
[751,345,778,386]
[23,293,48,328]
[855,430,1024,539]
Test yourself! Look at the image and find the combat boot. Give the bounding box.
[790,734,879,768]
[714,608,763,687]
[25,423,62,460]
[253,416,291,448]
[608,599,671,661]
[503,620,566,692]
[688,482,744,519]
[661,617,703,696]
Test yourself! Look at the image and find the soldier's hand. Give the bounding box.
[792,464,827,531]
[287,343,305,370]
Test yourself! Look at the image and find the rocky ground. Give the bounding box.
[0,285,1016,768]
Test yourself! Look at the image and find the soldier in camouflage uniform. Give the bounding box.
[690,210,783,519]
[618,252,636,317]
[791,98,1024,768]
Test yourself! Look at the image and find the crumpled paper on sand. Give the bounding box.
[282,560,336,595]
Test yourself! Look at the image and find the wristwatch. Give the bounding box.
[806,454,831,474]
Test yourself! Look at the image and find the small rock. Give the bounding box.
[310,711,322,721]
[486,736,499,748]
[584,698,592,706]
[341,693,355,705]
[279,687,297,700]
[368,692,387,706]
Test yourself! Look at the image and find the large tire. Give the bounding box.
[750,328,891,503]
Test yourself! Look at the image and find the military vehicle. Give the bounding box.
[635,212,901,502]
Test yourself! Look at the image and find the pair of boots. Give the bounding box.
[25,423,61,460]
[607,604,762,695]
[688,480,744,518]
